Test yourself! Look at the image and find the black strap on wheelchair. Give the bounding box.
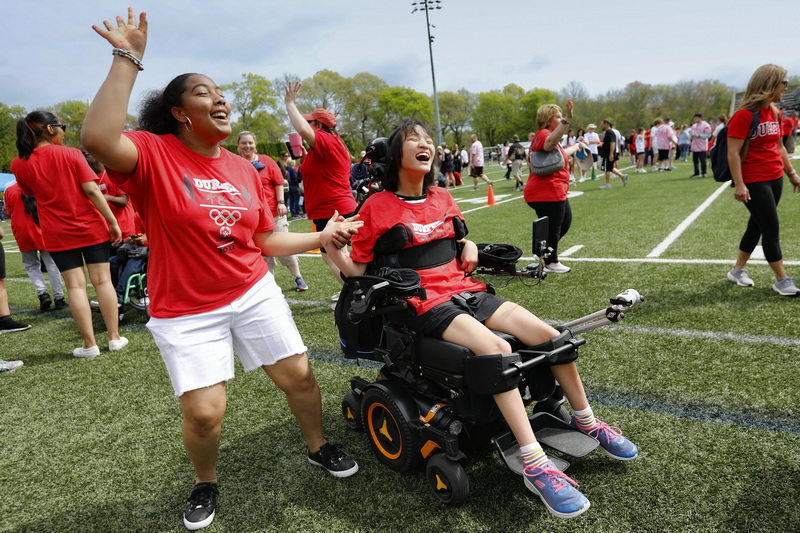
[373,238,458,270]
[450,292,478,317]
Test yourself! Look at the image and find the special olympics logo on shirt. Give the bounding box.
[219,226,232,238]
[209,208,242,227]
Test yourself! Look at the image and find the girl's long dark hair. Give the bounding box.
[138,73,196,134]
[22,194,40,227]
[15,110,58,160]
[382,119,436,194]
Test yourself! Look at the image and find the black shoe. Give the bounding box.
[38,292,52,311]
[0,316,31,334]
[183,482,218,531]
[54,298,68,310]
[308,443,359,478]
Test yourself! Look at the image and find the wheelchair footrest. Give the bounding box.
[492,430,570,476]
[529,412,599,458]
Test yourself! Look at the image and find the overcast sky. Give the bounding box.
[2,0,798,115]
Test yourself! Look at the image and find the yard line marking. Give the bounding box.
[516,256,800,267]
[560,245,584,257]
[647,181,729,258]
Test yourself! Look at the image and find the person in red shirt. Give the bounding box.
[726,64,800,296]
[11,110,125,357]
[323,119,638,520]
[284,83,356,296]
[236,131,308,292]
[81,10,362,530]
[3,182,66,310]
[525,100,589,274]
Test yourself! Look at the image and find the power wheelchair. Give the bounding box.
[335,217,644,505]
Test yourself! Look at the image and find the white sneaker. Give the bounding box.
[73,345,101,358]
[773,277,800,297]
[544,262,571,273]
[109,337,129,351]
[599,184,611,189]
[727,268,754,287]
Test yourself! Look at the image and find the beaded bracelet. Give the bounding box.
[111,48,144,71]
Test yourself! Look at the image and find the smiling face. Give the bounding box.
[399,125,435,180]
[173,74,232,144]
[237,133,256,160]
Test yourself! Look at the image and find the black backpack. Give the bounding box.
[710,110,759,183]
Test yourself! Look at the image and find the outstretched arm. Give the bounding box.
[284,82,317,148]
[81,8,147,174]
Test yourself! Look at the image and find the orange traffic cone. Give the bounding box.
[486,184,497,206]
[309,222,321,254]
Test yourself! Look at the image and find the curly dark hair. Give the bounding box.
[382,119,436,194]
[137,73,197,135]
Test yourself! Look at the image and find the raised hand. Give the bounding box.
[284,81,302,105]
[92,7,148,58]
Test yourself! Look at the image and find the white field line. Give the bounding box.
[647,181,729,258]
[560,245,584,257]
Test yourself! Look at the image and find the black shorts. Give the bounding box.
[470,166,484,177]
[601,158,615,172]
[312,212,355,253]
[658,149,670,161]
[0,242,5,279]
[391,291,506,339]
[49,241,111,272]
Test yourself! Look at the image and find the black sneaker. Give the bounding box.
[38,292,52,311]
[0,317,31,334]
[54,298,68,310]
[307,443,359,478]
[183,482,218,531]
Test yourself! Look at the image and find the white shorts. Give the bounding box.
[147,272,307,396]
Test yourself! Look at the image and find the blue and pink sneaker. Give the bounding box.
[571,416,639,460]
[523,460,590,519]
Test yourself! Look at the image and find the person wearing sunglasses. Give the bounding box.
[11,110,126,357]
[726,64,800,296]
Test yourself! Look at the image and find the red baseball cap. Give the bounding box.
[302,108,337,128]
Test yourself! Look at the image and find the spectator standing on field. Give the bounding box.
[689,113,712,178]
[0,226,32,334]
[469,134,492,191]
[509,134,527,191]
[726,64,800,297]
[654,119,678,171]
[598,119,627,189]
[584,123,600,172]
[634,128,646,173]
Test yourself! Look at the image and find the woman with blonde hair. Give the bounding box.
[525,100,588,273]
[726,64,800,296]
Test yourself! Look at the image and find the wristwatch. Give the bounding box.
[560,118,569,125]
[277,200,285,204]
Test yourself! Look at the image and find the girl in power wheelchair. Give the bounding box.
[321,119,639,519]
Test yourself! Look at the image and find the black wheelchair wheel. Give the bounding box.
[362,388,419,472]
[341,391,364,432]
[425,454,469,506]
[532,402,571,424]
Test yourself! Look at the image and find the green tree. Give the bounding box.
[372,87,433,136]
[0,103,27,173]
[299,69,349,116]
[438,90,472,147]
[340,72,388,148]
[517,88,557,135]
[472,90,515,146]
[222,73,278,132]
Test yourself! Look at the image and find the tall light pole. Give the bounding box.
[411,0,443,146]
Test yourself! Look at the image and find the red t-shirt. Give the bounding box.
[350,187,486,315]
[106,132,275,319]
[255,154,284,217]
[11,144,108,252]
[4,182,44,252]
[299,130,356,219]
[782,115,796,136]
[524,129,570,203]
[728,107,783,184]
[97,172,136,237]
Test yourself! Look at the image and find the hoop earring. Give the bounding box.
[184,117,193,133]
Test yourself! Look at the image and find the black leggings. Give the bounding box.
[740,177,783,263]
[527,200,572,264]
